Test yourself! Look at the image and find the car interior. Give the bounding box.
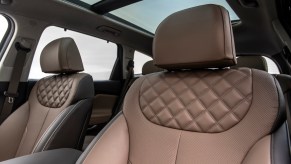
[0,0,290,163]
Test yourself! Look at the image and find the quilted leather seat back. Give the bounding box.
[140,69,252,133]
[37,75,74,108]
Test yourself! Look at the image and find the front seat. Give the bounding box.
[0,38,94,161]
[77,5,291,164]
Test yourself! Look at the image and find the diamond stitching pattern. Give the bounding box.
[139,69,252,133]
[37,75,73,108]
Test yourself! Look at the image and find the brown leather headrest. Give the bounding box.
[153,4,237,69]
[40,37,84,73]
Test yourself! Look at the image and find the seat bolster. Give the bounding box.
[0,102,30,161]
[271,76,287,132]
[242,135,271,164]
[32,99,93,153]
[71,73,94,104]
[271,123,291,164]
[77,113,129,164]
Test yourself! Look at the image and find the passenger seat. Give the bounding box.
[0,38,94,161]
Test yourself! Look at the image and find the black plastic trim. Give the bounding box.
[109,44,123,81]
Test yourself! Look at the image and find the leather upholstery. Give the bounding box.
[232,56,268,71]
[153,5,236,69]
[37,75,73,108]
[0,38,94,161]
[78,5,289,164]
[40,37,84,73]
[2,148,82,164]
[142,60,164,75]
[140,69,252,133]
[79,69,285,164]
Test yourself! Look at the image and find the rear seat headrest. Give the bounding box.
[231,56,268,72]
[153,4,236,69]
[40,37,84,74]
[142,60,164,75]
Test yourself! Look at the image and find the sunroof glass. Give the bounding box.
[79,0,102,5]
[110,0,239,33]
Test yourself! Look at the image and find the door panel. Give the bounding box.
[91,80,122,125]
[90,94,117,125]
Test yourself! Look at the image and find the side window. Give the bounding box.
[133,51,152,74]
[29,26,117,80]
[0,15,9,44]
[263,56,280,74]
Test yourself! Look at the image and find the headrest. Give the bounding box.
[142,60,164,75]
[40,37,84,73]
[153,4,236,69]
[231,56,268,71]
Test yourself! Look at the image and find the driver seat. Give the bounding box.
[78,5,290,164]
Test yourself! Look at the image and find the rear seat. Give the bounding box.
[231,56,268,71]
[142,60,164,75]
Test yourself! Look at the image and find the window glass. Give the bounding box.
[80,0,101,5]
[0,15,9,43]
[134,51,152,74]
[29,26,117,80]
[263,56,280,74]
[110,0,239,33]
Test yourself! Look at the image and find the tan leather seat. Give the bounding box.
[142,60,164,75]
[77,5,290,164]
[232,56,268,71]
[0,38,94,161]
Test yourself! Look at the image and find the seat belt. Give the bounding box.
[112,60,134,117]
[0,42,31,124]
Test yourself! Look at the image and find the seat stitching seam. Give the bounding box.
[41,100,83,151]
[174,131,182,164]
[32,107,68,153]
[30,106,50,153]
[82,114,123,163]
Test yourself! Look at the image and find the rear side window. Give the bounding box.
[133,51,152,74]
[263,56,280,74]
[29,26,117,80]
[0,15,8,43]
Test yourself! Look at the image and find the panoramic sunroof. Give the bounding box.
[109,0,239,33]
[79,0,101,5]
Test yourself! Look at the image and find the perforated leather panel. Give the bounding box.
[140,69,253,133]
[37,75,73,108]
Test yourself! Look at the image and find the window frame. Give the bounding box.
[0,14,15,61]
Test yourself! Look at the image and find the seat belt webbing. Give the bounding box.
[0,42,31,124]
[112,60,134,116]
